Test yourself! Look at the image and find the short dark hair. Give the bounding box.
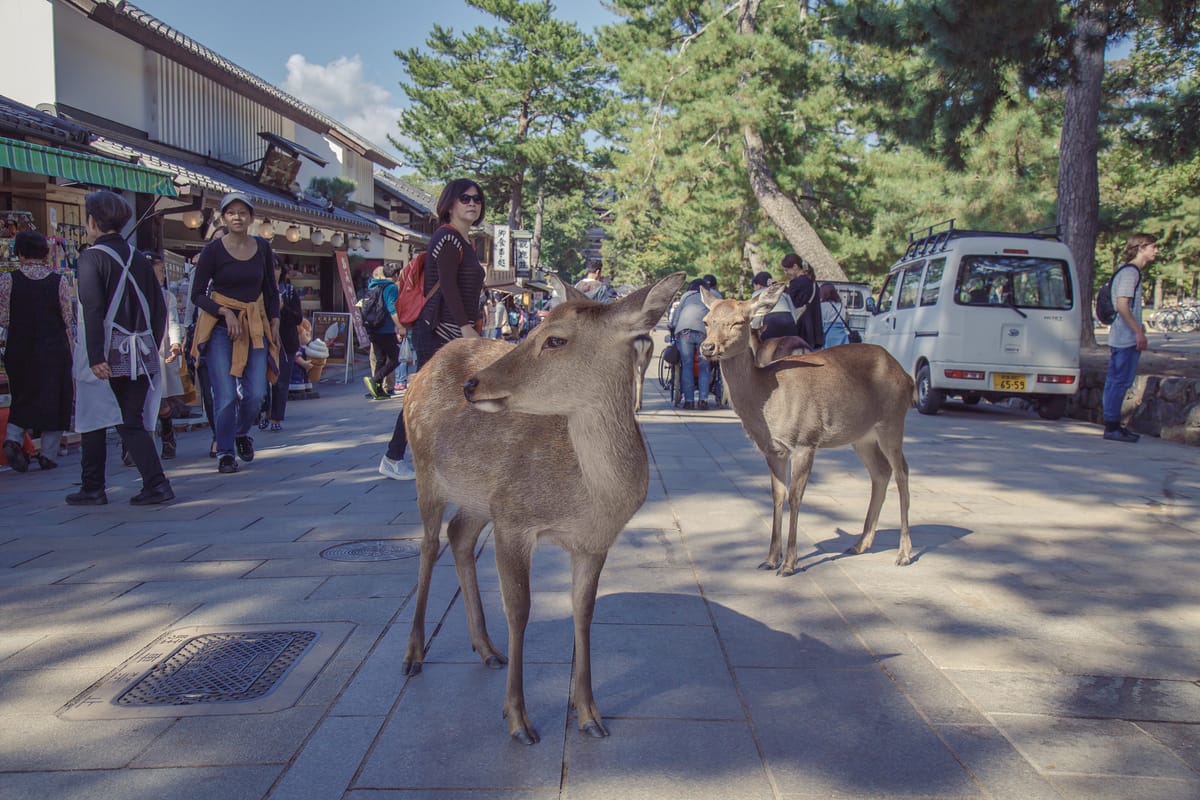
[781,253,804,271]
[752,271,772,288]
[702,273,718,289]
[85,190,133,234]
[13,230,50,260]
[436,178,485,224]
[383,262,402,278]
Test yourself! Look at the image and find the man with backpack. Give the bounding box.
[363,263,403,399]
[1101,233,1157,443]
[574,262,617,303]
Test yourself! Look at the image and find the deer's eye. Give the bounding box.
[543,336,567,350]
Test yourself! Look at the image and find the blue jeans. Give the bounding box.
[1102,345,1141,425]
[677,329,710,403]
[204,325,268,457]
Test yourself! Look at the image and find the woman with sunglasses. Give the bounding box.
[380,178,486,480]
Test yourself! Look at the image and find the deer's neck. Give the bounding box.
[718,340,777,450]
[567,401,648,516]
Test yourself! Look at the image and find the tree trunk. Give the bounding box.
[1058,4,1107,348]
[531,187,545,270]
[737,0,847,282]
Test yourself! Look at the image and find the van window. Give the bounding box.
[877,273,898,312]
[840,289,864,309]
[956,255,1074,309]
[896,262,924,309]
[921,258,945,306]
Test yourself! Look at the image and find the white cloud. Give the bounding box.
[283,54,403,153]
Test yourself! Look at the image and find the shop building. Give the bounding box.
[3,0,399,313]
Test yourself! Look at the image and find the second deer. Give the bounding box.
[401,271,686,744]
[700,284,915,575]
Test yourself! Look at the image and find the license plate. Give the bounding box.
[993,373,1026,391]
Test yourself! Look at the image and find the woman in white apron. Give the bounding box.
[68,191,172,506]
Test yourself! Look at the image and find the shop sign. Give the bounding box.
[493,225,510,271]
[335,250,370,345]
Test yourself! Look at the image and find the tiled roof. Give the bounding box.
[374,172,437,215]
[0,94,92,146]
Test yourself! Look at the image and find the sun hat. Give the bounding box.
[305,338,329,359]
[219,191,254,215]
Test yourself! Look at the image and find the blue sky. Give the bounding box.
[131,1,619,160]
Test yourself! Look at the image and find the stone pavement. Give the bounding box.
[1,358,1199,800]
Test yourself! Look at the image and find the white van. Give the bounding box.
[864,223,1081,419]
[829,281,872,336]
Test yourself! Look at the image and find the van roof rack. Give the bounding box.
[898,219,1063,263]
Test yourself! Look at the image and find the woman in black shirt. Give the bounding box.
[379,178,486,480]
[190,192,280,474]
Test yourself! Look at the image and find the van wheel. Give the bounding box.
[915,365,943,415]
[1037,396,1068,420]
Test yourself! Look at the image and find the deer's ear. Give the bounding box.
[612,271,686,331]
[700,286,718,309]
[750,284,784,316]
[550,274,588,303]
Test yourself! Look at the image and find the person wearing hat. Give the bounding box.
[189,192,281,474]
[750,271,799,341]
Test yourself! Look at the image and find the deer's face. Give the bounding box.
[700,299,752,360]
[463,271,688,415]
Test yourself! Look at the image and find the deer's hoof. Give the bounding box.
[401,660,423,677]
[484,654,507,669]
[896,553,913,567]
[844,545,864,556]
[511,727,540,746]
[580,719,610,738]
[757,560,778,571]
[777,564,796,578]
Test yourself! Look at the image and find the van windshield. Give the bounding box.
[955,255,1073,310]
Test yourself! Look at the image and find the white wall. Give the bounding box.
[54,4,147,131]
[4,0,58,108]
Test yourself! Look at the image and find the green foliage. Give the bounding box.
[307,176,357,209]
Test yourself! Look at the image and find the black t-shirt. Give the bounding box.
[421,226,484,327]
[191,236,280,321]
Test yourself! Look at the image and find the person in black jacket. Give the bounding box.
[68,191,173,506]
[781,253,824,350]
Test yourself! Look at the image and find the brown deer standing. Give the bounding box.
[700,284,914,576]
[401,272,687,744]
[633,334,653,412]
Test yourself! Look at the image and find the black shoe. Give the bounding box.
[3,440,29,473]
[130,483,175,506]
[698,400,709,410]
[159,418,177,460]
[35,454,58,471]
[66,488,108,506]
[236,435,255,462]
[218,455,239,474]
[682,401,695,410]
[258,413,270,431]
[1119,426,1141,442]
[1103,428,1139,443]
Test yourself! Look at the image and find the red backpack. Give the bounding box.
[395,251,437,326]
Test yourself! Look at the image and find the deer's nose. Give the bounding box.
[463,378,478,401]
[700,342,716,359]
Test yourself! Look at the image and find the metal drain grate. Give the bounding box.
[320,539,419,562]
[116,631,317,706]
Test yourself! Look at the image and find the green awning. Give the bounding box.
[0,136,178,197]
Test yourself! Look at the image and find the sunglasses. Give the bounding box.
[458,193,483,205]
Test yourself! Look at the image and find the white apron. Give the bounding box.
[72,296,161,434]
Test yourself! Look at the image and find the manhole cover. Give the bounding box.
[321,540,419,562]
[116,631,317,706]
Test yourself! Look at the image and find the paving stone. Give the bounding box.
[0,715,174,770]
[565,718,774,800]
[1047,774,1200,800]
[947,671,1200,722]
[0,765,283,800]
[131,705,326,767]
[357,662,569,790]
[936,724,1062,800]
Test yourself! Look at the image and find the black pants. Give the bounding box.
[385,322,440,461]
[266,345,295,421]
[370,333,401,385]
[80,376,168,492]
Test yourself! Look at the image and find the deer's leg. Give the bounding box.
[570,549,610,738]
[403,497,447,676]
[494,532,538,744]
[848,440,893,558]
[780,447,816,577]
[760,452,790,570]
[447,512,506,668]
[881,437,913,566]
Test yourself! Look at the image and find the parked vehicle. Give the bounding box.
[865,221,1080,419]
[827,281,872,336]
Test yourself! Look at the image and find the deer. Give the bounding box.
[633,334,653,412]
[400,271,687,745]
[699,284,914,576]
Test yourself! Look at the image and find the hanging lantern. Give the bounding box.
[285,225,302,243]
[258,220,274,239]
[310,229,325,246]
[358,235,370,252]
[181,209,204,229]
[330,232,344,249]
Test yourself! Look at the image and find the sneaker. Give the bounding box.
[394,383,408,394]
[698,400,709,410]
[66,488,108,505]
[269,421,283,432]
[236,435,255,462]
[363,376,387,399]
[218,454,239,473]
[1120,426,1141,442]
[130,483,175,506]
[1102,428,1139,443]
[682,401,695,410]
[379,455,415,481]
[258,413,270,431]
[3,440,29,473]
[35,454,58,471]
